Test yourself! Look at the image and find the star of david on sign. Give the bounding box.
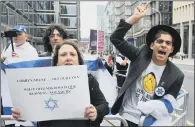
[155,87,165,96]
[45,97,58,111]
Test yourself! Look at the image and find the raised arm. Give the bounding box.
[110,4,149,61]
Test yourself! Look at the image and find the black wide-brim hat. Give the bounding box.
[146,25,181,57]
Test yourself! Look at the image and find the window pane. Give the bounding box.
[61,17,77,28]
[23,1,28,10]
[15,1,23,10]
[9,9,16,26]
[159,1,163,11]
[1,4,8,24]
[168,14,172,25]
[34,28,46,37]
[9,1,15,7]
[61,5,76,15]
[35,1,54,10]
[168,2,172,11]
[163,1,169,12]
[35,14,54,24]
[67,30,77,39]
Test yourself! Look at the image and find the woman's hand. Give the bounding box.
[11,108,21,120]
[84,104,97,121]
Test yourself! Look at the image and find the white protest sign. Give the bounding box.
[6,65,90,121]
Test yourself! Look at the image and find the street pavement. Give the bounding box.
[171,58,194,66]
[171,58,194,125]
[175,63,194,125]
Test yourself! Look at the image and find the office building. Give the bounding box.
[172,1,194,58]
[0,1,80,52]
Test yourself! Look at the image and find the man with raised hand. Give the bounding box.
[110,4,184,127]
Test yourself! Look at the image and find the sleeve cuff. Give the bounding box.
[119,19,133,30]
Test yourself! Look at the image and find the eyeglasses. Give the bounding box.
[155,39,173,46]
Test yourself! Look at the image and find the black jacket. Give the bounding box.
[38,74,109,127]
[1,97,3,115]
[104,62,113,76]
[110,19,184,115]
[116,55,128,75]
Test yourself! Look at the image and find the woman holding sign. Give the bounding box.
[11,40,109,127]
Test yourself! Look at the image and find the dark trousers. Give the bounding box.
[121,120,138,127]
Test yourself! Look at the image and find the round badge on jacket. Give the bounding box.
[155,86,165,96]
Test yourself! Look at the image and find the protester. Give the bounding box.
[115,53,129,91]
[0,25,38,63]
[39,24,69,57]
[11,39,109,127]
[110,4,184,126]
[1,26,38,127]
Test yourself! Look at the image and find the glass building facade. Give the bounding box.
[150,1,173,26]
[0,1,80,52]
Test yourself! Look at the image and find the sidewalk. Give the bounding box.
[170,58,194,66]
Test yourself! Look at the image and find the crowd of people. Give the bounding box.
[1,4,184,127]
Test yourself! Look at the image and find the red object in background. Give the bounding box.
[108,55,112,63]
[12,52,16,57]
[11,52,19,57]
[97,30,104,52]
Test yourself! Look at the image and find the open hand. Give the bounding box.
[134,3,149,19]
[126,3,149,24]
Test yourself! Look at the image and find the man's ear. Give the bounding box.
[25,34,29,38]
[170,46,174,53]
[150,43,154,50]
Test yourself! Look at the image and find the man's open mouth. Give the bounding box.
[158,50,166,55]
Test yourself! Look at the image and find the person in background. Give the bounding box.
[115,53,129,91]
[39,24,69,57]
[1,26,38,127]
[1,25,38,63]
